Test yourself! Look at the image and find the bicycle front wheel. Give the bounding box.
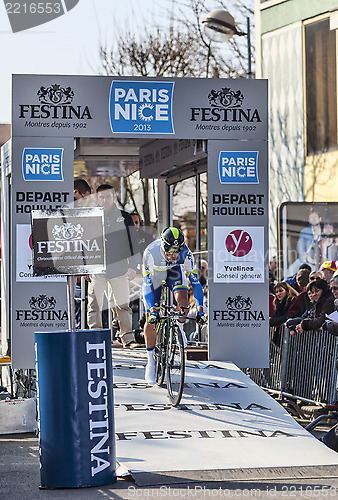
[166,325,185,406]
[155,323,167,386]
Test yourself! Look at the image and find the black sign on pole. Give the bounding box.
[31,208,106,276]
[31,207,106,331]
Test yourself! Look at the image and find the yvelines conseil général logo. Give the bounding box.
[4,1,80,33]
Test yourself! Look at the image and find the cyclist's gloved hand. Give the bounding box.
[196,311,207,325]
[149,311,159,324]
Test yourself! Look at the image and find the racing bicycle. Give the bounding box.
[153,283,191,406]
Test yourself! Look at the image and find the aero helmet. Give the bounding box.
[160,227,185,253]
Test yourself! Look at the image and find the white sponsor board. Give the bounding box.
[213,226,264,283]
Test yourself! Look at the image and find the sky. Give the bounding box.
[0,0,163,123]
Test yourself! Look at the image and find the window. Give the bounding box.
[305,18,337,155]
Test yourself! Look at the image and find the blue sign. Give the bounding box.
[109,81,175,134]
[218,151,259,184]
[22,148,63,181]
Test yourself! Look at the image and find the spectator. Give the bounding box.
[286,286,315,336]
[74,178,91,205]
[295,278,334,334]
[319,260,337,282]
[287,268,311,318]
[270,282,298,327]
[323,276,338,337]
[269,270,276,294]
[87,184,139,347]
[199,259,208,288]
[309,270,324,281]
[285,263,312,293]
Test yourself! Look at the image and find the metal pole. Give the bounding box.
[247,17,252,79]
[168,184,173,227]
[195,173,202,343]
[196,173,201,255]
[80,276,86,329]
[67,275,76,331]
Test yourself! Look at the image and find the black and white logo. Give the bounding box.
[208,88,244,109]
[226,295,252,310]
[29,294,56,310]
[16,294,68,323]
[37,84,74,105]
[52,222,84,240]
[213,295,265,324]
[190,87,262,128]
[18,83,92,121]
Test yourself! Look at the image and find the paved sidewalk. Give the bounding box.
[1,431,338,499]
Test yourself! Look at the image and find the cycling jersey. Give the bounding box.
[143,239,204,310]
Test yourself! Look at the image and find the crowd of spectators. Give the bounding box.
[269,258,338,339]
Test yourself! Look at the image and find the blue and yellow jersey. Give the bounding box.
[142,239,203,309]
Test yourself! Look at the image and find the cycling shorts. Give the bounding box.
[144,265,189,311]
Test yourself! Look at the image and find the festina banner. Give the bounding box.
[31,208,106,276]
[208,140,269,367]
[12,75,268,140]
[10,136,73,368]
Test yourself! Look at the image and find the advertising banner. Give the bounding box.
[9,75,268,369]
[16,224,66,282]
[35,329,116,488]
[12,75,268,141]
[31,207,106,276]
[208,140,269,367]
[11,136,73,368]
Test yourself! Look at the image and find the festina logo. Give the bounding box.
[18,84,92,120]
[16,294,68,321]
[213,295,265,321]
[37,239,100,254]
[86,341,111,476]
[190,87,261,123]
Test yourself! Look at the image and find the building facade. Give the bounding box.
[255,0,338,252]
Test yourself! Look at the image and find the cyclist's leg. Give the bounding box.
[144,318,157,385]
[143,285,161,385]
[168,266,189,346]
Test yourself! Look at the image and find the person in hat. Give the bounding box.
[319,260,337,282]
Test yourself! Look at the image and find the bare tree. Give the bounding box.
[98,0,255,228]
[100,27,209,78]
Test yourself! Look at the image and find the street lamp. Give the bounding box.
[202,10,252,78]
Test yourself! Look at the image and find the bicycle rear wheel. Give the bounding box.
[166,325,185,406]
[155,323,167,386]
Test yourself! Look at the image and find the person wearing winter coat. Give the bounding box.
[287,268,311,318]
[270,282,298,327]
[295,278,334,334]
[270,282,298,346]
[322,275,338,336]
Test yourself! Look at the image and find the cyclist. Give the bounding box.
[142,226,207,385]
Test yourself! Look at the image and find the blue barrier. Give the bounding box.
[35,329,116,488]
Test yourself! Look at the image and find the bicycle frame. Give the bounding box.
[154,283,187,406]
